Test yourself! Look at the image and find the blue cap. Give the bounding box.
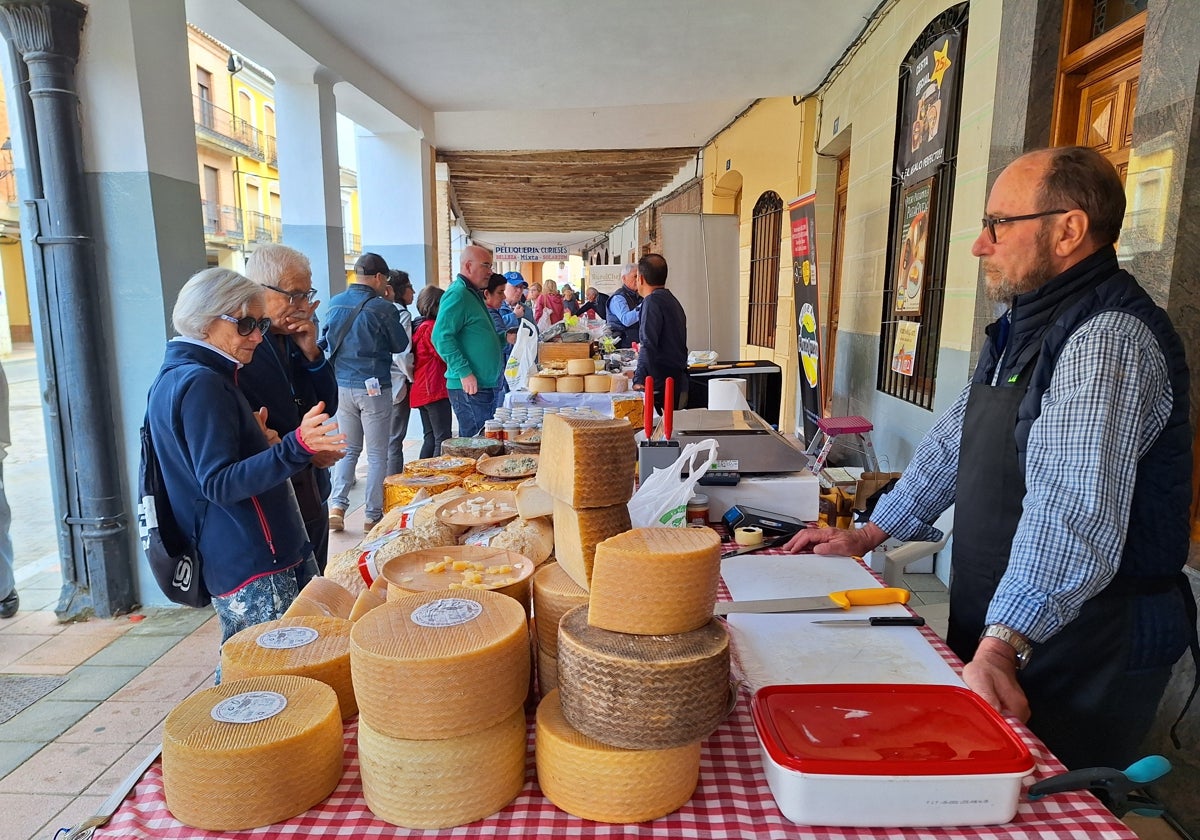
[504,271,526,287]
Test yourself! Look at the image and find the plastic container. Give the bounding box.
[751,683,1034,827]
[686,494,709,526]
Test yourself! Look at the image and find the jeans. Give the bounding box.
[330,385,392,521]
[387,390,412,476]
[417,399,453,459]
[448,387,496,438]
[0,462,13,599]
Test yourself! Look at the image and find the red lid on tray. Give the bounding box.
[752,684,1034,777]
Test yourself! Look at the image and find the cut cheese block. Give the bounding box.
[349,588,387,622]
[536,689,700,823]
[557,606,730,749]
[587,527,721,635]
[384,473,463,510]
[358,707,527,829]
[220,616,356,719]
[583,374,610,393]
[531,561,589,658]
[515,478,554,520]
[283,576,356,620]
[556,375,584,393]
[536,414,635,508]
[350,590,530,740]
[610,393,644,429]
[162,675,343,831]
[490,516,554,565]
[537,647,558,697]
[552,500,630,591]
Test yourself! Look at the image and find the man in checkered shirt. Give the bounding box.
[786,146,1195,771]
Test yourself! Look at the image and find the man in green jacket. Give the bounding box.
[433,244,504,437]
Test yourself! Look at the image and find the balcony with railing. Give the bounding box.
[202,201,244,240]
[344,232,361,256]
[245,210,282,243]
[193,96,277,166]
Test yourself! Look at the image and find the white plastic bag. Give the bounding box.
[536,308,553,332]
[627,439,719,528]
[504,320,539,391]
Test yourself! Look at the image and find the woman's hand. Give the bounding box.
[254,407,282,446]
[297,401,347,455]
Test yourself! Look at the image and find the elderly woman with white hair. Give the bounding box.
[146,267,347,648]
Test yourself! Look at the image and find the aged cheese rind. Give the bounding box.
[536,689,700,823]
[537,647,558,697]
[556,606,730,750]
[162,675,343,831]
[587,527,721,635]
[535,415,635,508]
[350,589,530,739]
[220,616,356,719]
[358,707,527,829]
[532,561,589,658]
[551,500,631,591]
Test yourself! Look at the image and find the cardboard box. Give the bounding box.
[537,341,592,365]
[853,471,902,512]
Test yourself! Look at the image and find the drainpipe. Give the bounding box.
[0,0,136,619]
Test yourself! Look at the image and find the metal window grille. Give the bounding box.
[747,191,783,349]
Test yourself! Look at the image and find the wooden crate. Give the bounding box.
[537,341,592,365]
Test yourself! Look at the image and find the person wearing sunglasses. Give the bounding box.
[240,244,341,572]
[145,267,348,653]
[785,146,1193,771]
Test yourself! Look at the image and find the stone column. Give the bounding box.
[356,127,435,288]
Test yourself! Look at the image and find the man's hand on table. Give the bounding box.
[963,637,1032,723]
[782,521,888,556]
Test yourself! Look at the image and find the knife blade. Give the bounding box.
[719,534,790,558]
[812,615,926,626]
[713,587,911,615]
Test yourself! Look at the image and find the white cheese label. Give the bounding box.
[462,525,505,547]
[256,626,319,649]
[410,598,484,628]
[211,690,288,724]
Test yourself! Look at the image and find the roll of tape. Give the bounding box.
[734,526,763,546]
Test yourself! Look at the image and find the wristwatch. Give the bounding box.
[981,624,1032,670]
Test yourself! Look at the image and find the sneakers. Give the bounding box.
[0,590,18,619]
[364,519,381,533]
[328,508,345,532]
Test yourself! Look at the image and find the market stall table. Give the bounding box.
[92,548,1136,840]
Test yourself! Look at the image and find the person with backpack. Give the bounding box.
[410,286,453,458]
[146,267,347,647]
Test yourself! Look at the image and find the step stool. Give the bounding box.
[805,416,880,474]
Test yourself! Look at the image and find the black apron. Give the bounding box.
[950,380,1175,769]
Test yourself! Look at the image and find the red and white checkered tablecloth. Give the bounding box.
[94,549,1137,839]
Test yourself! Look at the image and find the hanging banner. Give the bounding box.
[494,244,570,260]
[585,264,624,296]
[893,177,936,315]
[788,191,821,443]
[891,321,920,376]
[896,28,962,184]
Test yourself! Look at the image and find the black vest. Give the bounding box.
[606,285,641,346]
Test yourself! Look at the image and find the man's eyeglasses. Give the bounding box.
[980,209,1069,244]
[218,314,272,336]
[264,284,318,305]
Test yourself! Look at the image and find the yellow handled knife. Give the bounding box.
[713,587,911,616]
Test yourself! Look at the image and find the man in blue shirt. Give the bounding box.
[606,263,642,347]
[320,252,408,531]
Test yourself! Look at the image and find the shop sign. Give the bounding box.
[896,29,962,184]
[788,191,821,443]
[494,244,570,259]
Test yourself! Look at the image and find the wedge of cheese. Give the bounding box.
[349,588,387,622]
[350,590,530,740]
[535,414,635,508]
[532,561,589,658]
[358,707,526,829]
[552,500,631,591]
[515,478,554,519]
[556,606,730,750]
[162,675,343,831]
[587,527,721,635]
[536,689,700,823]
[283,576,356,620]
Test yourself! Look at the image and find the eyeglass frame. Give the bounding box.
[263,283,318,305]
[218,313,272,336]
[980,209,1069,244]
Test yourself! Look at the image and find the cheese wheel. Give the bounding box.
[609,375,629,393]
[527,374,557,393]
[385,473,463,510]
[536,689,700,823]
[583,374,610,393]
[404,455,478,478]
[557,606,730,749]
[537,647,558,697]
[532,561,589,658]
[566,358,596,375]
[463,473,526,493]
[350,590,530,739]
[358,707,527,829]
[349,588,387,622]
[220,616,356,719]
[556,375,585,393]
[587,527,721,635]
[535,414,636,508]
[440,436,506,458]
[283,576,356,620]
[552,500,631,591]
[162,675,343,830]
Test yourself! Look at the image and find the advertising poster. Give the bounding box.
[893,177,935,315]
[897,29,962,184]
[788,192,821,442]
[891,321,920,376]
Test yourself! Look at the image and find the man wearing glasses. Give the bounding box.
[240,244,341,571]
[433,244,504,438]
[321,252,408,532]
[785,147,1193,771]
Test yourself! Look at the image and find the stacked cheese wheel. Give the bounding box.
[538,526,729,823]
[162,675,343,830]
[349,589,530,828]
[531,562,588,696]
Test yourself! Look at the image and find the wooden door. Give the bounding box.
[821,153,849,417]
[1073,48,1139,180]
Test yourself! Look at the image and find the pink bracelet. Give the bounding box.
[295,429,317,455]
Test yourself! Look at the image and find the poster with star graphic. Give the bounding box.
[898,30,962,184]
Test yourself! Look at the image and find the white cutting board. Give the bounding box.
[720,553,963,690]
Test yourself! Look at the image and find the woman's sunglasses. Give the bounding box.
[218,314,272,336]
